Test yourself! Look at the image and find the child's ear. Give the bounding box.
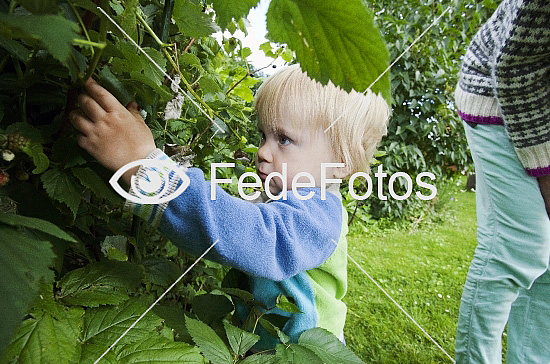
[334,163,351,179]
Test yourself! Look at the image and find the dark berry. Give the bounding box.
[0,170,9,187]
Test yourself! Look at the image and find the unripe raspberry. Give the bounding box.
[15,168,29,181]
[7,133,30,152]
[0,169,9,188]
[2,149,14,162]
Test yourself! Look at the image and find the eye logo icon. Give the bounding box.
[109,159,190,204]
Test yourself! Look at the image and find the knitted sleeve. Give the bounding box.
[494,0,550,177]
[122,149,343,281]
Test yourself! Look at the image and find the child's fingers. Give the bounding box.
[69,108,94,137]
[78,92,106,122]
[84,77,122,112]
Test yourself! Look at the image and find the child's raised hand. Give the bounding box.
[70,78,157,177]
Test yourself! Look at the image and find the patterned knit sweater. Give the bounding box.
[454,0,550,177]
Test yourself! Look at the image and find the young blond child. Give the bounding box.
[70,64,390,349]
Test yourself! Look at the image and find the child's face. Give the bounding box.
[255,115,344,196]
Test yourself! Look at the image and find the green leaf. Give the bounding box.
[173,0,219,38]
[208,0,259,30]
[1,297,84,364]
[71,166,122,205]
[23,142,50,174]
[40,167,82,218]
[298,327,363,363]
[185,316,232,364]
[179,53,204,72]
[192,293,233,325]
[58,261,144,307]
[266,0,391,101]
[78,343,118,364]
[118,0,138,41]
[275,343,323,364]
[0,36,31,62]
[0,14,81,65]
[81,298,164,347]
[115,337,205,363]
[98,65,134,109]
[0,224,56,355]
[111,41,171,99]
[240,353,279,364]
[101,235,128,261]
[276,295,302,314]
[15,0,60,14]
[223,321,259,356]
[0,212,76,242]
[142,257,181,287]
[219,287,254,304]
[259,318,289,344]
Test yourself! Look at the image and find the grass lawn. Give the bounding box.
[343,180,478,363]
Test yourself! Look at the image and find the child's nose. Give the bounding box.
[256,142,272,163]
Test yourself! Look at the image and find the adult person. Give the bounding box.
[454,0,550,362]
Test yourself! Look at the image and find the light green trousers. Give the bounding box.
[456,122,550,364]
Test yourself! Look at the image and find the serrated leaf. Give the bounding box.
[219,287,254,304]
[111,42,171,100]
[179,52,204,72]
[199,74,222,96]
[71,166,122,205]
[82,299,164,347]
[1,283,83,364]
[101,235,128,261]
[58,261,143,307]
[173,0,219,38]
[276,295,301,314]
[0,36,31,61]
[298,327,363,363]
[0,225,56,355]
[266,0,391,101]
[78,343,118,364]
[115,337,205,363]
[16,0,59,14]
[151,304,189,339]
[275,343,323,363]
[23,142,50,174]
[192,293,233,325]
[185,316,232,364]
[118,0,138,41]
[240,353,279,364]
[40,167,82,218]
[0,212,76,242]
[223,321,259,356]
[259,318,289,344]
[209,0,259,30]
[0,14,81,65]
[142,257,180,287]
[98,65,134,108]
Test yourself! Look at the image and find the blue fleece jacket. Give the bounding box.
[121,148,348,349]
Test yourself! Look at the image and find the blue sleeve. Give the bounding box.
[122,149,343,281]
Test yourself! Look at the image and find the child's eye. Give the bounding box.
[279,135,291,145]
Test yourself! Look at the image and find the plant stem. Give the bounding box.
[158,0,175,43]
[83,0,108,83]
[68,0,94,56]
[73,38,106,49]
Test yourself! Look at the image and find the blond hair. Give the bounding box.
[254,64,390,177]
